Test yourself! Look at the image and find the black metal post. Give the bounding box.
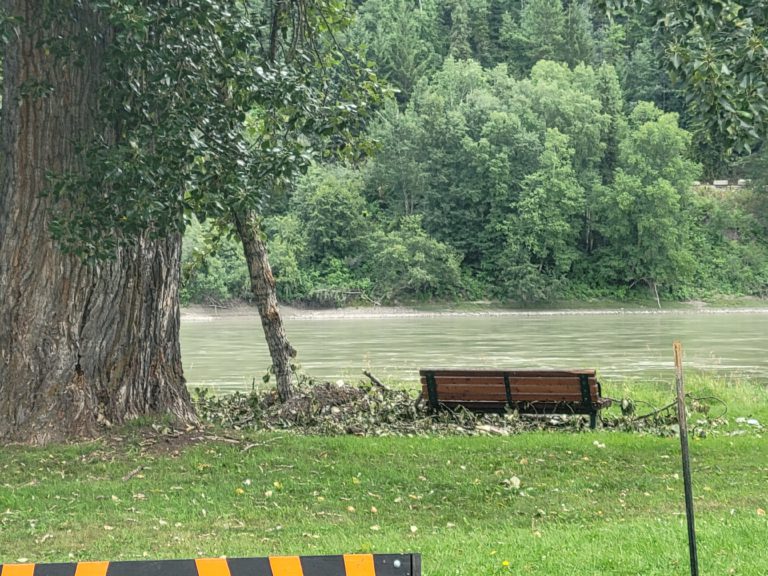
[674,341,699,576]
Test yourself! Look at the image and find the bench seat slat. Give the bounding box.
[420,381,600,394]
[419,376,598,387]
[421,382,596,395]
[426,390,581,404]
[421,369,596,378]
[420,382,601,400]
[423,391,590,401]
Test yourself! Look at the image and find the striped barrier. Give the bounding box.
[0,555,420,576]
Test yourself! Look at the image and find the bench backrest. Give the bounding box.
[0,555,420,576]
[419,369,600,412]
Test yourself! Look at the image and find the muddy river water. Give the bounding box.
[180,307,768,394]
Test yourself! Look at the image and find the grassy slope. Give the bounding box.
[1,426,767,575]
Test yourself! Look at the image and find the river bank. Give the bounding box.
[181,298,768,322]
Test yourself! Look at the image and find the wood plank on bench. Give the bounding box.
[420,369,596,378]
[420,375,597,386]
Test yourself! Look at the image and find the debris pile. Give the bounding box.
[194,377,740,437]
[196,378,601,436]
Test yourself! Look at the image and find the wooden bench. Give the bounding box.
[420,368,611,428]
[0,554,421,576]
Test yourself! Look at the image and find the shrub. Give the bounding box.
[366,215,464,301]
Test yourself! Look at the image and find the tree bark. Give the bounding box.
[233,210,297,401]
[0,0,196,444]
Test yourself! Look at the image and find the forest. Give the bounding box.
[182,0,768,307]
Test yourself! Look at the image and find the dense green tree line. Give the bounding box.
[182,0,768,306]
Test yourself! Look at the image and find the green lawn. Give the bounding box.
[1,423,766,575]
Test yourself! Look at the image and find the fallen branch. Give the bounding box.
[241,436,286,452]
[363,370,390,391]
[634,394,727,421]
[203,434,241,444]
[122,466,144,481]
[635,401,677,420]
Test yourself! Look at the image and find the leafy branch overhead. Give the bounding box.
[598,0,767,155]
[46,0,386,259]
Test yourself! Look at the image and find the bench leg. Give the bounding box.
[589,412,597,429]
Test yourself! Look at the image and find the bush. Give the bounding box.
[181,218,250,304]
[262,214,313,303]
[292,165,369,264]
[366,215,464,301]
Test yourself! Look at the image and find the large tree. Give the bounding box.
[0,1,195,444]
[350,0,441,104]
[594,102,701,303]
[1,0,381,428]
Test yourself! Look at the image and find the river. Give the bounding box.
[179,306,768,394]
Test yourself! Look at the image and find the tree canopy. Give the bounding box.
[598,0,767,160]
[44,0,383,259]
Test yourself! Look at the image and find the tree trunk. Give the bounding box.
[233,210,297,401]
[0,0,196,444]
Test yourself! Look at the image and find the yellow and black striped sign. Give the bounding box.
[0,555,420,576]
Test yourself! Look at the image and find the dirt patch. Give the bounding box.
[95,424,213,457]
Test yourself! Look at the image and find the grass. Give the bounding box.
[1,378,767,575]
[599,372,768,423]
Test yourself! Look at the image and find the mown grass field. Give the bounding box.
[1,376,767,575]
